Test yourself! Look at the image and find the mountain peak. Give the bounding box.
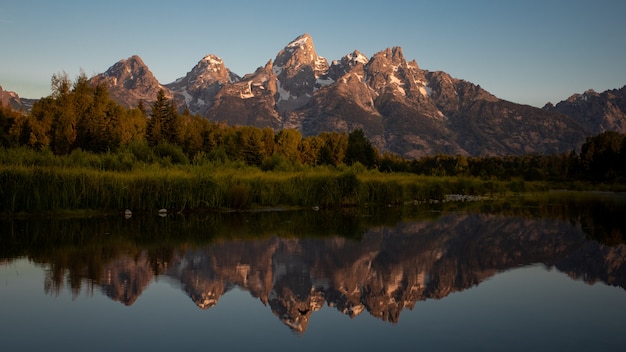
[546,86,626,134]
[100,55,150,80]
[347,50,369,65]
[275,34,319,68]
[190,54,238,84]
[286,33,313,49]
[0,85,23,110]
[374,46,405,65]
[90,55,166,108]
[106,55,149,77]
[201,54,222,63]
[127,54,145,64]
[197,54,228,73]
[273,34,329,111]
[391,46,405,62]
[164,54,241,115]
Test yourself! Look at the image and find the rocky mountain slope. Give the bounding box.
[543,86,626,134]
[165,54,241,116]
[0,85,36,112]
[89,55,167,108]
[0,85,22,110]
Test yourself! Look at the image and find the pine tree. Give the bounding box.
[344,129,377,168]
[147,89,181,146]
[147,90,168,146]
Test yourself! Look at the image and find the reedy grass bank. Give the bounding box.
[0,146,559,214]
[0,161,547,214]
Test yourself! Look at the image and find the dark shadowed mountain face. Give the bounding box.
[543,86,626,135]
[6,34,623,157]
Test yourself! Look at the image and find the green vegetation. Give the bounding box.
[1,73,625,214]
[0,148,526,213]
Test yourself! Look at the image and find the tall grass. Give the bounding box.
[0,147,553,214]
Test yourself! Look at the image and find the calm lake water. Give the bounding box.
[1,192,626,351]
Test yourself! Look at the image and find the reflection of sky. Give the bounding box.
[399,265,626,351]
[1,260,625,351]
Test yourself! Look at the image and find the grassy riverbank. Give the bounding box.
[2,146,619,215]
[0,163,507,213]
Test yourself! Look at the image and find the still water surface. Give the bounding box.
[1,193,625,351]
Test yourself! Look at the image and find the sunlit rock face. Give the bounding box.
[90,55,168,109]
[165,54,240,117]
[272,33,330,113]
[205,60,282,129]
[0,85,23,110]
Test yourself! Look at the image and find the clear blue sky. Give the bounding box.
[1,0,624,107]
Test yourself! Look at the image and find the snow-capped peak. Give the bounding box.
[287,33,311,49]
[347,51,369,65]
[201,54,224,66]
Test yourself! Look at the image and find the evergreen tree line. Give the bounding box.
[1,73,625,183]
[381,131,626,183]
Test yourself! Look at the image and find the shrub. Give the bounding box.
[153,142,189,165]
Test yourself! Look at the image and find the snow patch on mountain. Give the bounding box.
[277,80,292,102]
[349,51,369,65]
[389,73,406,96]
[180,89,192,104]
[316,77,335,86]
[240,81,254,99]
[288,35,309,49]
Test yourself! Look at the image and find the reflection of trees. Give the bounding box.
[1,196,625,333]
[474,193,626,245]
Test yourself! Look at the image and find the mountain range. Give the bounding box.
[4,34,626,157]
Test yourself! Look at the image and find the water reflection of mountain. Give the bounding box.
[3,201,625,333]
[163,214,625,333]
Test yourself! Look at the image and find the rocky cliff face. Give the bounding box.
[544,86,626,134]
[89,55,167,108]
[165,54,240,116]
[272,33,331,112]
[0,85,22,110]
